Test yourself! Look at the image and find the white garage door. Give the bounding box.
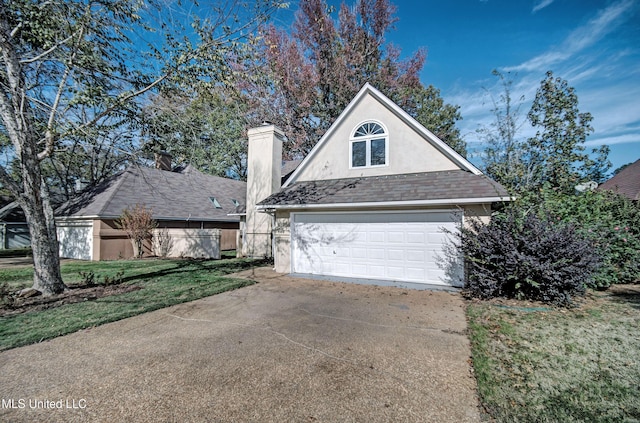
[291,211,462,286]
[57,221,93,260]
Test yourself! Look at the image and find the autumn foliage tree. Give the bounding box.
[240,0,465,157]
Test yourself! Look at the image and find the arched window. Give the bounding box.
[350,121,388,168]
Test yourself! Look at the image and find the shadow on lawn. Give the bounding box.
[119,257,272,284]
[606,284,640,310]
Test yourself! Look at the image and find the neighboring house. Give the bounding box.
[598,159,640,201]
[242,83,510,289]
[0,200,30,249]
[56,158,246,260]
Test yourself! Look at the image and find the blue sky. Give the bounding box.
[275,0,640,173]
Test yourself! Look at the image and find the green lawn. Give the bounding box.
[467,287,640,422]
[0,257,266,351]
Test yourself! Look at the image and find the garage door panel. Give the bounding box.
[351,247,367,258]
[406,268,425,280]
[368,264,385,276]
[387,231,404,243]
[292,212,461,286]
[387,249,404,261]
[406,232,425,244]
[427,232,449,244]
[334,263,350,274]
[368,231,385,242]
[352,263,368,274]
[386,266,405,278]
[368,248,385,260]
[351,233,366,243]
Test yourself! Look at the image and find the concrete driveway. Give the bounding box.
[0,267,480,422]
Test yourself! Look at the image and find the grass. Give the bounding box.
[467,288,640,422]
[0,257,267,351]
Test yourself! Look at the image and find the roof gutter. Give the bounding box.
[56,215,242,222]
[256,196,513,212]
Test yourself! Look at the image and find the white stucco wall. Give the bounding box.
[291,94,460,183]
[152,228,221,259]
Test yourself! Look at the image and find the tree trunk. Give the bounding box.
[14,131,66,295]
[132,238,143,259]
[24,200,66,295]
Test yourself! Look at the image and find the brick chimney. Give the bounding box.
[154,152,172,171]
[244,123,283,258]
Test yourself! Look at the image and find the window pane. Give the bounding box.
[352,141,366,167]
[354,122,385,137]
[370,138,386,165]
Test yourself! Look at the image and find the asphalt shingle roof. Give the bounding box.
[598,159,640,201]
[56,165,246,221]
[258,170,510,207]
[281,160,302,181]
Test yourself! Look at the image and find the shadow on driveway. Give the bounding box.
[0,267,480,422]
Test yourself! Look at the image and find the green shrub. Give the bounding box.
[533,189,640,288]
[456,208,600,307]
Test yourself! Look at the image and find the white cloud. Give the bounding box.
[532,0,555,13]
[437,1,639,171]
[504,0,635,73]
[585,134,640,147]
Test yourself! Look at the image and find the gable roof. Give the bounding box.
[56,165,246,221]
[598,159,640,201]
[258,170,510,210]
[283,83,482,188]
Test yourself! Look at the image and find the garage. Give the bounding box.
[291,211,462,286]
[57,220,93,260]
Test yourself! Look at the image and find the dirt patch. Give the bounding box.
[0,284,142,317]
[463,283,640,312]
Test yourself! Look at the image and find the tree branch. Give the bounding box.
[19,34,74,64]
[38,23,85,161]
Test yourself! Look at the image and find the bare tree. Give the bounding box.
[116,204,156,259]
[477,70,530,193]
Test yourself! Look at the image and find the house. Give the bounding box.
[0,200,30,250]
[56,156,246,260]
[597,159,640,201]
[242,84,509,289]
